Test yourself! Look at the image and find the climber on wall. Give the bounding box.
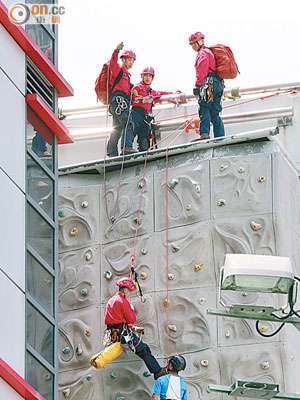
[189,31,225,140]
[104,277,167,379]
[151,355,187,399]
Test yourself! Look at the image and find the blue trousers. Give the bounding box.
[198,76,225,137]
[121,109,151,151]
[107,94,134,155]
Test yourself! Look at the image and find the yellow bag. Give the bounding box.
[89,342,123,369]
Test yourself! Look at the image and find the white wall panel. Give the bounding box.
[0,169,25,289]
[0,272,25,377]
[0,24,25,94]
[0,378,23,400]
[0,71,25,192]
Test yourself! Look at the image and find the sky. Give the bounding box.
[58,0,300,109]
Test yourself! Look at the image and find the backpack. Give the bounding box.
[209,44,239,79]
[95,63,123,105]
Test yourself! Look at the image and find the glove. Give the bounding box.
[130,303,135,312]
[132,326,144,334]
[131,89,138,97]
[193,86,200,96]
[142,95,153,104]
[115,42,124,52]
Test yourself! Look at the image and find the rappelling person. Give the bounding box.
[106,42,137,157]
[151,355,187,400]
[104,277,167,379]
[189,32,225,140]
[121,67,176,152]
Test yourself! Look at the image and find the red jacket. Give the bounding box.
[104,292,136,325]
[132,81,172,113]
[109,50,132,97]
[195,45,216,87]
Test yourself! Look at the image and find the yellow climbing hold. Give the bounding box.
[194,263,204,272]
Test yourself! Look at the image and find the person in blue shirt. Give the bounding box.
[151,355,187,400]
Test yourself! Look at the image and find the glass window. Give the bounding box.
[27,153,54,218]
[27,252,54,315]
[27,116,53,172]
[26,25,54,62]
[27,204,54,267]
[26,302,54,365]
[26,351,53,400]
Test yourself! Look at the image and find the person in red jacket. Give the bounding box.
[189,32,225,140]
[104,277,166,379]
[121,67,173,152]
[106,42,137,157]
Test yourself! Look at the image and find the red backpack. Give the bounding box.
[95,63,123,105]
[209,44,239,79]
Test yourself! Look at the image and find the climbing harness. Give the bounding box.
[200,76,214,103]
[115,95,128,115]
[120,325,136,353]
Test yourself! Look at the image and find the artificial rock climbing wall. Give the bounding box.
[57,141,300,400]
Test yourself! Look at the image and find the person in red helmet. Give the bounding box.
[104,277,166,379]
[121,67,174,152]
[106,42,137,157]
[189,31,225,140]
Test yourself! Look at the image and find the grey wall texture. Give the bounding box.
[57,140,300,400]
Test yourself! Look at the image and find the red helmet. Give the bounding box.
[116,277,135,291]
[141,66,155,77]
[189,32,205,44]
[120,50,136,60]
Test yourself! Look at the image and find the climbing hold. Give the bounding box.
[80,288,88,296]
[62,347,70,354]
[198,298,206,305]
[225,330,230,338]
[242,292,248,297]
[143,371,151,377]
[171,243,180,252]
[140,272,147,280]
[259,326,269,333]
[70,227,78,236]
[116,397,125,400]
[43,373,51,381]
[195,185,201,194]
[168,179,179,189]
[62,388,70,398]
[238,167,245,173]
[110,372,117,379]
[76,344,83,355]
[58,209,66,218]
[85,252,92,261]
[81,200,89,208]
[168,273,175,280]
[261,361,270,370]
[217,199,226,207]
[138,182,143,189]
[104,270,112,279]
[251,221,262,231]
[194,263,204,272]
[168,325,177,332]
[219,164,228,172]
[201,359,209,367]
[43,279,52,287]
[134,217,141,225]
[141,248,147,255]
[186,205,191,211]
[164,299,170,307]
[85,329,91,337]
[257,176,266,183]
[86,374,92,381]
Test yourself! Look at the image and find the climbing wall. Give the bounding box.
[57,143,300,400]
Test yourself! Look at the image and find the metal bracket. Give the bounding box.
[207,381,300,400]
[277,116,293,127]
[206,306,300,332]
